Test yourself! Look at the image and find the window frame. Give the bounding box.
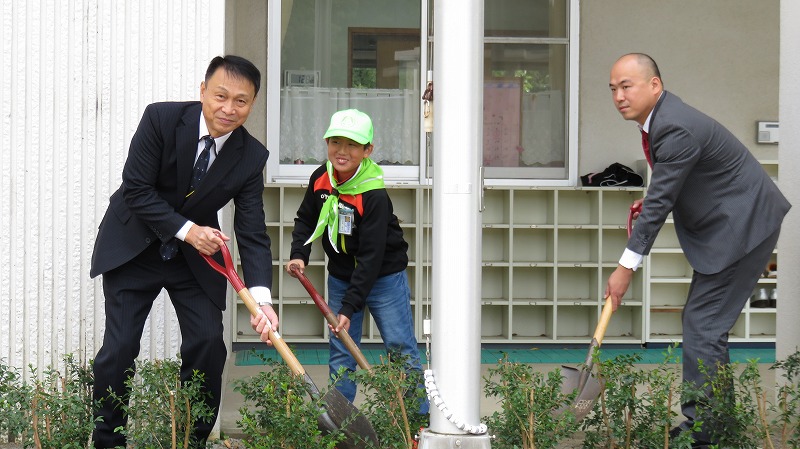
[266,0,578,186]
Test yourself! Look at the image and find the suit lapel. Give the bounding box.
[650,91,667,131]
[648,92,668,164]
[176,105,202,210]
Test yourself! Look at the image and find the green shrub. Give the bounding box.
[233,352,344,449]
[772,349,800,447]
[685,359,763,449]
[0,359,31,442]
[581,346,691,448]
[108,357,215,449]
[27,354,96,449]
[482,354,580,449]
[350,354,429,449]
[3,347,799,448]
[235,351,428,449]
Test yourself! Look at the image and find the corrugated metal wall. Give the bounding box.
[0,0,224,378]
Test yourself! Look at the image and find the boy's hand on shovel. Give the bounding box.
[331,314,351,335]
[286,260,306,277]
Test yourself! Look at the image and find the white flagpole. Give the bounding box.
[418,0,490,446]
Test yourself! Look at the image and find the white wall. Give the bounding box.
[225,0,268,145]
[579,0,780,175]
[777,0,800,361]
[0,0,224,378]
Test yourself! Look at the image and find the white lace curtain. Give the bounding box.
[520,90,565,167]
[279,87,420,165]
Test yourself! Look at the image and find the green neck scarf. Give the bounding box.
[305,158,385,252]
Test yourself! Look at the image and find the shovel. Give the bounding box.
[553,295,614,422]
[201,243,379,449]
[628,202,642,238]
[289,265,417,445]
[554,205,637,421]
[289,264,371,371]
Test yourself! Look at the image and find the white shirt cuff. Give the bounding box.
[175,221,194,241]
[249,286,273,306]
[619,248,643,271]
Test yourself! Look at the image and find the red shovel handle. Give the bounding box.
[627,202,642,238]
[201,241,245,292]
[290,264,372,371]
[201,240,305,376]
[291,264,334,317]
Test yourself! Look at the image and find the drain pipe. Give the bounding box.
[417,0,490,447]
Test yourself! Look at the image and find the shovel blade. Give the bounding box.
[317,387,380,449]
[552,365,603,422]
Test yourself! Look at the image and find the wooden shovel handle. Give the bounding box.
[593,296,614,346]
[235,284,306,376]
[291,265,372,372]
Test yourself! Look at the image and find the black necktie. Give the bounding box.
[159,136,216,261]
[187,135,215,198]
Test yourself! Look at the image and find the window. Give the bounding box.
[266,0,576,184]
[483,0,575,181]
[269,0,422,181]
[349,28,420,89]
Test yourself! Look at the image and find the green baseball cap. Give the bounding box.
[323,109,373,144]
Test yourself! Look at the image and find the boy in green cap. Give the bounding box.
[285,108,428,414]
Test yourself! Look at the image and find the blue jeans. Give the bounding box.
[327,271,429,414]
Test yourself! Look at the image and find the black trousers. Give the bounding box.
[92,242,226,448]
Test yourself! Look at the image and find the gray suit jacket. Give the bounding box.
[90,101,272,309]
[629,92,790,274]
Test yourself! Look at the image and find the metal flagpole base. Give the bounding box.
[417,429,492,449]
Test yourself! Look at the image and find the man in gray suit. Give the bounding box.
[90,55,279,448]
[606,53,790,447]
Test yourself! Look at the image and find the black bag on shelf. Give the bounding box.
[580,162,644,187]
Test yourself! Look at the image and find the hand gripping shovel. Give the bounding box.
[201,244,379,449]
[553,296,614,422]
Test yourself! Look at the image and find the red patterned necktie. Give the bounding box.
[640,129,652,168]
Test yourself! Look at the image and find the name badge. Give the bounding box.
[339,206,354,236]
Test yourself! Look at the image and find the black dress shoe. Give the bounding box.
[669,424,690,439]
[689,442,713,449]
[669,425,715,448]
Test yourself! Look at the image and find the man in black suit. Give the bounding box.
[606,53,790,447]
[90,55,278,448]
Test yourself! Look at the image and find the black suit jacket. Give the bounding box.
[90,101,272,309]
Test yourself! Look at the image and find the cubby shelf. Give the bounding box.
[646,221,779,343]
[232,177,777,345]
